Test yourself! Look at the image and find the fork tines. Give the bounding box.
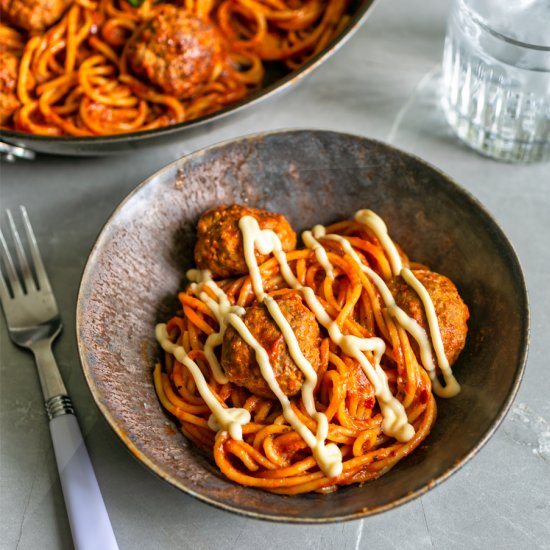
[0,206,50,300]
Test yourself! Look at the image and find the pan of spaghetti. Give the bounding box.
[0,0,375,155]
[77,130,528,521]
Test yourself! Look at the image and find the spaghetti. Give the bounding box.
[0,0,350,135]
[154,206,469,494]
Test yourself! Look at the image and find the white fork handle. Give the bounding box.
[49,413,119,550]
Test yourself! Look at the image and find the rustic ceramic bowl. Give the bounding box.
[77,130,529,522]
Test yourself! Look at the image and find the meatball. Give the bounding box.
[127,7,223,99]
[194,204,297,279]
[0,52,19,125]
[0,0,72,32]
[221,292,322,399]
[388,269,469,365]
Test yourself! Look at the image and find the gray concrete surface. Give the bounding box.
[1,0,549,548]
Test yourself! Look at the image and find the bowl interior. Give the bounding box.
[77,130,528,521]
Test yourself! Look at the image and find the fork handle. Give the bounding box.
[33,339,68,401]
[49,404,119,550]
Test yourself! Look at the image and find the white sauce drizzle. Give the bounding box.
[302,229,334,279]
[155,323,251,440]
[354,209,403,274]
[401,269,460,397]
[239,216,343,477]
[315,209,460,397]
[186,268,244,385]
[240,216,415,449]
[354,210,460,397]
[155,208,462,478]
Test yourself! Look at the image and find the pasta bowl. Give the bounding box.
[76,129,529,521]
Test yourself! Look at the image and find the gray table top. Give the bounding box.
[1,0,549,548]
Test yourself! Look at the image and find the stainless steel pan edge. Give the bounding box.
[0,0,377,157]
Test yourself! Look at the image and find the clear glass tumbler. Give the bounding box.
[441,0,550,163]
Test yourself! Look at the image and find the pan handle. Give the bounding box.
[0,140,36,161]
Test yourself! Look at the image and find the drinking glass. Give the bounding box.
[441,0,550,163]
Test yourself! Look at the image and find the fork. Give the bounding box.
[0,207,119,550]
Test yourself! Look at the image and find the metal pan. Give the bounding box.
[77,129,528,521]
[0,0,377,157]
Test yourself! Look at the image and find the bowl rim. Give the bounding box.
[76,128,530,522]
